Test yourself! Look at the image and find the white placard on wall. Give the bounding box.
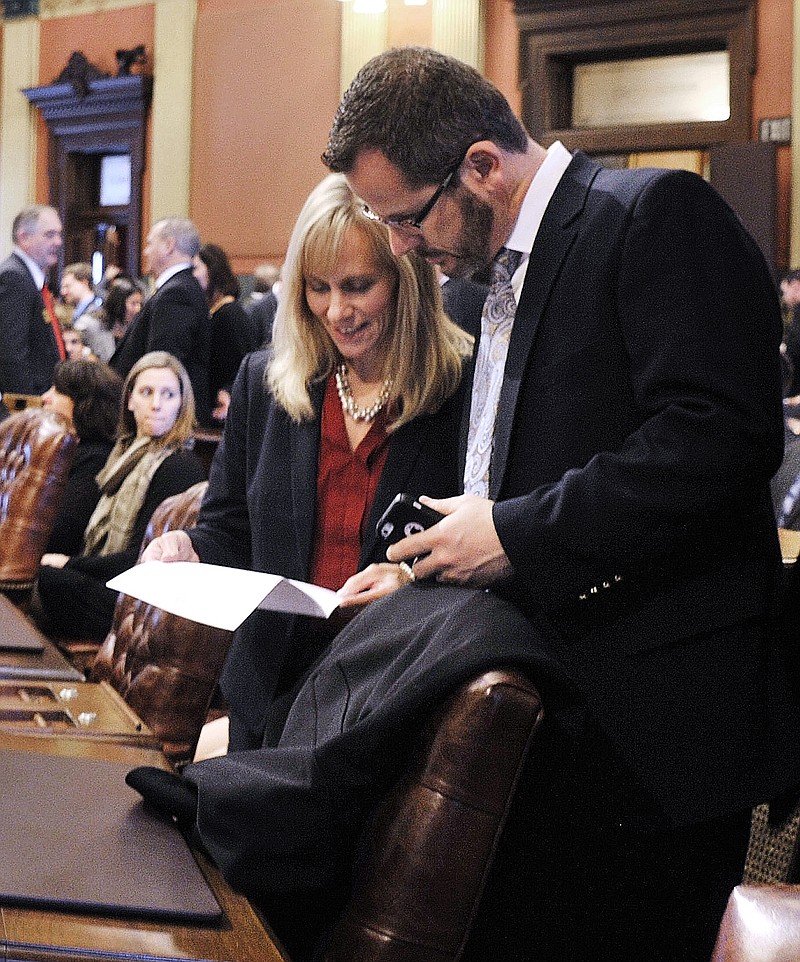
[100,154,132,207]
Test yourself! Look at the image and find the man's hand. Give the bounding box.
[140,530,199,564]
[385,494,512,587]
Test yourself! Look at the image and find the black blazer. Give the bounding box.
[111,268,213,424]
[466,153,796,824]
[0,253,61,398]
[46,439,113,555]
[209,299,257,399]
[189,350,466,740]
[183,582,576,954]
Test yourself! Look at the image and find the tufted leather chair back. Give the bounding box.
[324,669,543,962]
[91,481,232,764]
[0,408,76,590]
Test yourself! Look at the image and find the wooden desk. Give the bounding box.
[0,679,160,747]
[0,732,288,961]
[0,593,82,682]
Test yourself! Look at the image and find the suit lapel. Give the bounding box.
[290,379,325,573]
[486,152,600,499]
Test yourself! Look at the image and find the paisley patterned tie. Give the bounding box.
[464,247,522,498]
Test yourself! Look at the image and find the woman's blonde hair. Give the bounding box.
[116,350,196,448]
[267,173,472,430]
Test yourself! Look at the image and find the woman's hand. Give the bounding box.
[337,562,414,610]
[140,530,199,564]
[40,553,69,569]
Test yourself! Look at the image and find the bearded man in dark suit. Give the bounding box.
[125,49,800,962]
[0,205,64,408]
[320,46,800,962]
[111,217,212,424]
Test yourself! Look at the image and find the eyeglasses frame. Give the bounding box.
[361,154,465,233]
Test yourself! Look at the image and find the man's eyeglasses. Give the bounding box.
[362,158,462,233]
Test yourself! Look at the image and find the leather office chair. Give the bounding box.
[91,481,233,764]
[711,883,800,961]
[0,408,76,591]
[324,668,544,962]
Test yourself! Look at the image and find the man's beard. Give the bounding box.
[418,189,494,280]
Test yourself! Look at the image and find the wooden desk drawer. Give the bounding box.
[0,680,156,743]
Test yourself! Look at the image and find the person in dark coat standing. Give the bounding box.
[193,242,258,421]
[111,218,213,425]
[0,205,64,410]
[321,46,800,962]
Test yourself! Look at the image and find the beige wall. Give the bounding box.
[190,0,341,272]
[10,0,797,272]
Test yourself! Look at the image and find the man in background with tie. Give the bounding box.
[324,47,800,962]
[0,205,64,412]
[110,217,212,425]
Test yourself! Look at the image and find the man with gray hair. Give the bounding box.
[111,217,212,424]
[0,204,64,410]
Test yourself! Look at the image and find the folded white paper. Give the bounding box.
[106,561,340,631]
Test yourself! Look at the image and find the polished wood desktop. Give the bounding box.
[0,731,288,962]
[0,592,82,682]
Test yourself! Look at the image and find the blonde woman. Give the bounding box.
[37,351,205,640]
[143,173,472,751]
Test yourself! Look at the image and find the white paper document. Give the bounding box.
[106,561,341,631]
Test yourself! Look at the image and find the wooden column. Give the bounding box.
[0,16,40,254]
[433,0,484,70]
[151,0,196,219]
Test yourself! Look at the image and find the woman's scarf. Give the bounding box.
[82,436,175,557]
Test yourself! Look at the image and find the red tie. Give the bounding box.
[41,284,66,360]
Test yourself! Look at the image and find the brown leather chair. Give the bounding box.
[324,668,544,962]
[711,883,800,961]
[0,408,77,591]
[91,481,233,764]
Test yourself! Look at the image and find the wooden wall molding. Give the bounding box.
[513,0,755,154]
[39,0,146,19]
[23,74,151,277]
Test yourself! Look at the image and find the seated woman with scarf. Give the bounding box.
[36,350,206,640]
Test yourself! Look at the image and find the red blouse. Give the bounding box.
[309,375,390,591]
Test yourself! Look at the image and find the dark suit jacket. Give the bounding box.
[469,153,796,825]
[209,299,257,399]
[110,268,213,424]
[0,253,61,398]
[189,350,466,741]
[183,582,576,955]
[244,291,277,347]
[46,439,113,555]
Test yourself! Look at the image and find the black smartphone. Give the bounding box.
[376,493,444,547]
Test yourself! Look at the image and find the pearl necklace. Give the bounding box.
[335,363,393,423]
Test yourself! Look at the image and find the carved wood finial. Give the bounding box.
[53,52,109,98]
